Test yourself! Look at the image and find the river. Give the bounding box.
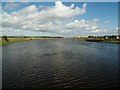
[2,40,119,88]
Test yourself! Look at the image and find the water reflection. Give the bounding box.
[2,40,119,88]
[0,46,2,89]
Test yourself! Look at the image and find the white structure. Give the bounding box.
[105,37,108,39]
[116,36,119,39]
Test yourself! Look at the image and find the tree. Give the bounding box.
[88,36,94,38]
[2,36,9,42]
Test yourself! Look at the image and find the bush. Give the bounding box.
[2,36,9,42]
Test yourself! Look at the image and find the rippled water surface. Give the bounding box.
[2,40,119,88]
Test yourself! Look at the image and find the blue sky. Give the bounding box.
[1,0,120,2]
[64,2,118,26]
[0,1,119,36]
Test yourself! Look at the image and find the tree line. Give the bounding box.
[88,35,120,39]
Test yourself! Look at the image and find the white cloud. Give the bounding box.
[83,3,87,7]
[65,19,87,29]
[38,1,87,19]
[115,27,118,30]
[93,18,99,22]
[113,27,118,33]
[91,29,107,33]
[1,1,87,31]
[65,19,108,34]
[1,1,114,36]
[105,20,109,24]
[0,5,3,13]
[11,5,38,16]
[65,19,93,30]
[11,1,87,20]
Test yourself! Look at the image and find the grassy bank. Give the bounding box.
[0,37,120,46]
[1,38,29,45]
[0,38,46,45]
[67,37,120,44]
[0,37,64,45]
[66,37,87,41]
[102,40,120,44]
[86,38,120,44]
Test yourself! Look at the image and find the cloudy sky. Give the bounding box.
[0,1,118,36]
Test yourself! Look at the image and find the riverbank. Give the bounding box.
[67,37,120,44]
[0,38,45,45]
[0,37,120,46]
[0,38,63,45]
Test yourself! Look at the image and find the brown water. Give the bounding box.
[2,40,119,88]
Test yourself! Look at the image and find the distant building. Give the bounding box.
[105,36,109,40]
[116,36,119,40]
[77,36,81,38]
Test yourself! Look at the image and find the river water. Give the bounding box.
[2,40,119,88]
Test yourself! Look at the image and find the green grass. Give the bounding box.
[0,38,46,45]
[67,38,120,44]
[0,37,63,45]
[0,37,120,46]
[102,40,120,44]
[66,37,88,41]
[0,38,31,45]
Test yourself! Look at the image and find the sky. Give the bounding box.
[0,0,119,36]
